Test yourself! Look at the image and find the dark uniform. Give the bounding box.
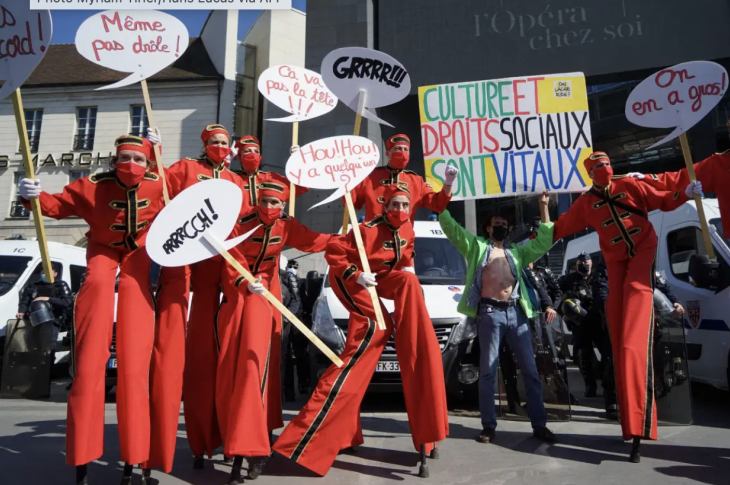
[589,263,618,418]
[280,266,302,402]
[18,278,73,326]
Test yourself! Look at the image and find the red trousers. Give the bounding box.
[216,274,276,457]
[183,259,224,458]
[67,243,154,466]
[274,271,449,476]
[605,246,658,441]
[143,265,190,472]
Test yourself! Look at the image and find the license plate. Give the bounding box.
[108,358,117,369]
[376,361,399,372]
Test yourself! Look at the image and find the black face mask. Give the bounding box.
[577,264,590,275]
[491,225,509,242]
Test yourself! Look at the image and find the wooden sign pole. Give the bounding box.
[289,122,298,217]
[11,89,54,284]
[141,80,170,205]
[679,133,715,260]
[202,232,343,367]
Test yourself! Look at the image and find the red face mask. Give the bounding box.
[116,162,147,187]
[206,145,231,165]
[389,151,409,170]
[592,165,614,186]
[258,206,281,226]
[386,209,410,229]
[242,153,262,173]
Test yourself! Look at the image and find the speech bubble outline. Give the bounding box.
[146,179,258,268]
[258,65,338,122]
[321,47,411,128]
[625,61,728,149]
[0,3,52,101]
[75,10,189,91]
[285,135,380,211]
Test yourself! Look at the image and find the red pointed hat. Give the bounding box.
[258,180,290,202]
[201,124,230,144]
[385,134,410,151]
[115,135,156,162]
[584,151,610,172]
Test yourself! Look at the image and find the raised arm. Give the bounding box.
[287,218,336,254]
[636,178,689,213]
[21,179,85,220]
[552,198,589,242]
[438,210,475,257]
[518,222,555,266]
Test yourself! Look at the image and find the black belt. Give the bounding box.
[480,297,517,309]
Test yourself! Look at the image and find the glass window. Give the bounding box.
[74,107,97,150]
[70,171,91,183]
[10,172,29,219]
[70,265,86,293]
[24,109,43,153]
[667,227,704,281]
[0,256,32,296]
[414,237,467,285]
[130,105,149,137]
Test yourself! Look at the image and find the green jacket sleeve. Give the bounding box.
[518,222,555,266]
[438,210,474,257]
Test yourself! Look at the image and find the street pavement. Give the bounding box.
[0,375,728,485]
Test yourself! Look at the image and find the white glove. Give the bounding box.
[19,178,41,199]
[402,267,415,274]
[627,172,645,179]
[147,127,162,145]
[224,145,239,164]
[248,278,266,295]
[685,180,703,198]
[356,272,377,288]
[444,166,459,186]
[290,145,300,154]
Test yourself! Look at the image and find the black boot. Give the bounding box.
[141,468,155,485]
[228,456,244,485]
[629,436,641,463]
[193,456,204,470]
[76,464,88,485]
[417,444,429,478]
[119,464,134,485]
[247,455,270,480]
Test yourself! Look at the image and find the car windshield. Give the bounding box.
[0,255,32,296]
[414,237,467,285]
[709,218,729,247]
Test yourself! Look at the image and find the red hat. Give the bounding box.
[201,124,230,144]
[235,135,261,152]
[258,180,290,202]
[385,134,410,151]
[115,135,155,162]
[384,184,411,203]
[584,151,610,172]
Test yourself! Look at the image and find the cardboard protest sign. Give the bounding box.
[286,135,380,211]
[75,10,189,90]
[419,72,593,201]
[0,3,52,101]
[258,65,338,122]
[146,180,258,268]
[321,47,410,127]
[626,61,728,149]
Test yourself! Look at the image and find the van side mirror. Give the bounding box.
[688,254,719,291]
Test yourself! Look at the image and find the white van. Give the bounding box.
[0,239,87,367]
[308,219,480,400]
[562,199,730,391]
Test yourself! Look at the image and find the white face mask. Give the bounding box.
[287,268,297,275]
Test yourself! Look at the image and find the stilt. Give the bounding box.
[223,456,233,464]
[247,455,270,480]
[193,456,204,470]
[430,443,439,460]
[629,436,641,463]
[418,444,429,478]
[141,468,153,485]
[227,456,244,485]
[119,463,134,485]
[75,464,88,485]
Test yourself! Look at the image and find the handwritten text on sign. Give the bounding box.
[75,10,189,91]
[418,72,593,201]
[258,65,337,122]
[625,61,728,149]
[286,135,380,211]
[0,3,52,101]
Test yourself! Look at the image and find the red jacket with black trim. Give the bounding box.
[553,177,689,263]
[233,169,309,208]
[23,170,168,252]
[167,157,250,216]
[325,215,415,283]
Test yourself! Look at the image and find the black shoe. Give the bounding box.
[606,404,619,421]
[629,437,641,463]
[584,385,598,398]
[476,427,495,443]
[193,456,205,470]
[533,426,557,444]
[247,455,270,480]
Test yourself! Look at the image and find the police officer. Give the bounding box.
[655,271,685,319]
[280,255,301,402]
[590,262,618,420]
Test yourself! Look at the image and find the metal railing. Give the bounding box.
[73,134,95,151]
[9,201,29,219]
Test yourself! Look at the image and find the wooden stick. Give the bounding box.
[141,80,170,205]
[202,232,344,368]
[340,209,350,236]
[679,133,715,260]
[289,122,298,217]
[11,89,54,284]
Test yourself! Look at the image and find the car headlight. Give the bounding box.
[449,315,477,346]
[311,294,346,354]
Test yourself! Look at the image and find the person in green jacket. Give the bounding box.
[439,192,557,444]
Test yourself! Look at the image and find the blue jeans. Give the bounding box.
[477,302,547,430]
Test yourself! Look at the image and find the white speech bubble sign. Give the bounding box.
[258,65,338,122]
[146,179,258,267]
[0,3,52,101]
[75,10,190,91]
[321,47,411,128]
[626,61,728,149]
[286,135,380,211]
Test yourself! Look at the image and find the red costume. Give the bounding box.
[215,181,333,458]
[637,150,730,238]
[273,187,449,477]
[149,124,249,465]
[552,152,689,441]
[23,136,167,467]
